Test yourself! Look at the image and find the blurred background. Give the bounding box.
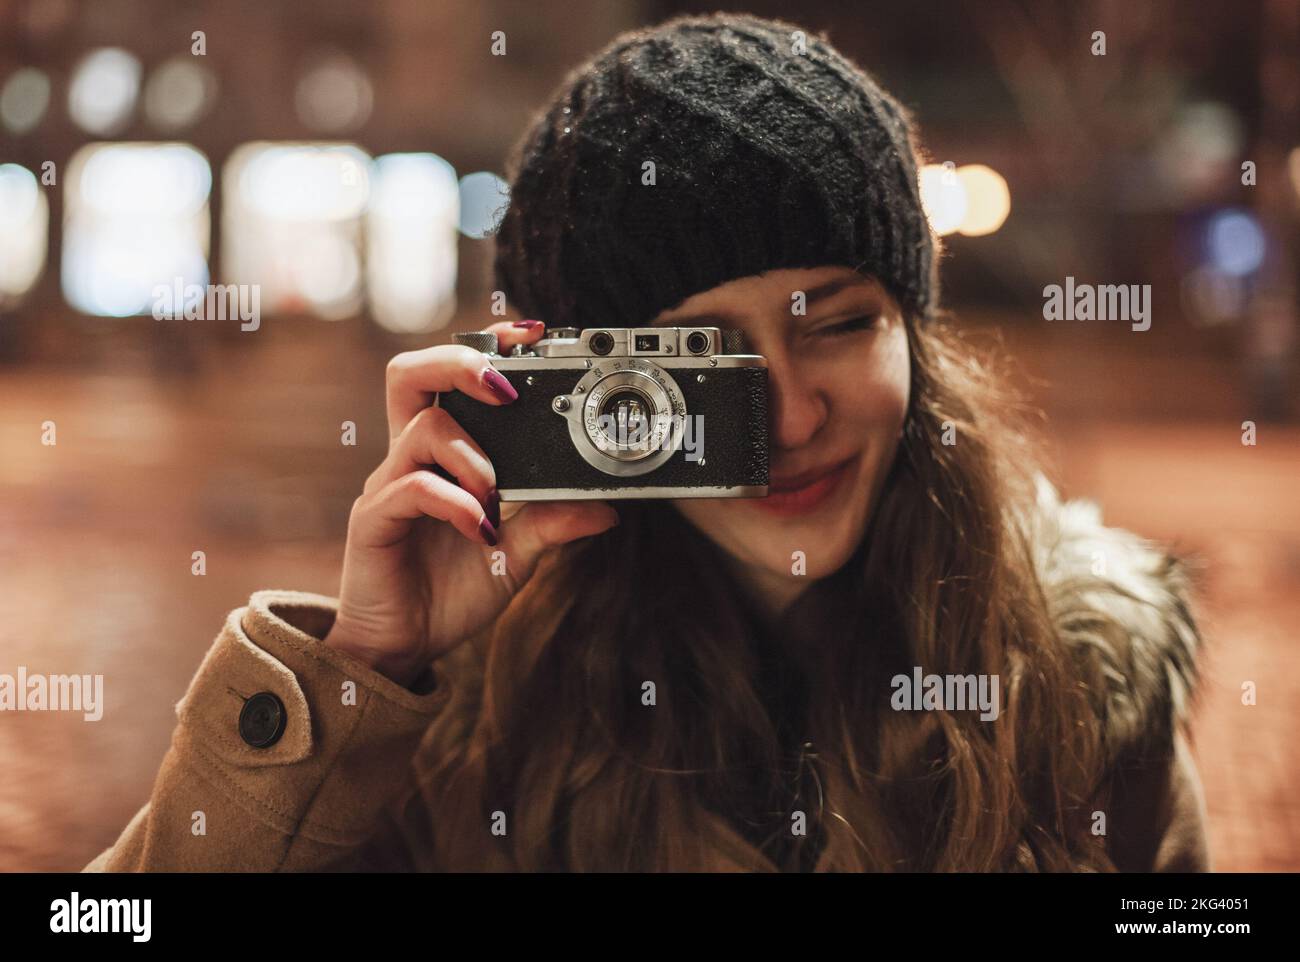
[0,0,1296,871]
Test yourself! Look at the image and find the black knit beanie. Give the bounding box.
[491,11,938,331]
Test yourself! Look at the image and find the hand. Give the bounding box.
[323,320,619,687]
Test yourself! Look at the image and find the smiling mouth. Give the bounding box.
[754,455,858,516]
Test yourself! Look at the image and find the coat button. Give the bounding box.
[239,691,287,748]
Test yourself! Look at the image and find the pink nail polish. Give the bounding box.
[478,516,499,546]
[512,319,544,329]
[482,366,518,403]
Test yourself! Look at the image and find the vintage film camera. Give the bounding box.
[435,326,769,500]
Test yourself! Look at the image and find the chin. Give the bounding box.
[747,523,863,580]
[677,491,871,583]
[671,455,880,582]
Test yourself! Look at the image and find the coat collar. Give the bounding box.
[1028,475,1202,766]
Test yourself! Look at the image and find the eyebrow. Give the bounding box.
[658,275,873,326]
[802,275,874,304]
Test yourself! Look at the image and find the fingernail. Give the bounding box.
[512,319,544,330]
[485,487,500,528]
[482,366,518,403]
[478,516,499,546]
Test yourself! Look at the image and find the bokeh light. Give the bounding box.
[61,143,211,316]
[955,164,1011,236]
[295,52,373,134]
[0,68,52,135]
[920,163,1011,237]
[1206,208,1266,277]
[366,153,460,333]
[919,163,967,236]
[223,142,372,320]
[144,57,218,131]
[458,171,510,239]
[0,164,49,305]
[1154,101,1244,202]
[68,48,142,135]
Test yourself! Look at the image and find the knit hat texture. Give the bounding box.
[492,11,937,330]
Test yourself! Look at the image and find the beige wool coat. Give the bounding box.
[83,483,1212,872]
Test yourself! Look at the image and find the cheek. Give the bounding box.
[833,326,911,442]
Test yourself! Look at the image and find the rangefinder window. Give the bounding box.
[685,330,710,355]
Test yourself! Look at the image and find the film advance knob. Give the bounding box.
[452,331,499,355]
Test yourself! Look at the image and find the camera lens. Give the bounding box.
[570,365,685,473]
[597,388,654,449]
[685,331,709,355]
[589,331,614,356]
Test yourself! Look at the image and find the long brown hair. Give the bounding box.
[415,311,1116,871]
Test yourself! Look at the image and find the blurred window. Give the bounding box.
[365,153,460,333]
[0,164,49,307]
[222,142,371,320]
[61,143,211,317]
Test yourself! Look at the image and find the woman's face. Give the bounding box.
[650,265,911,587]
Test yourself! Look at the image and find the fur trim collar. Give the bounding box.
[1029,476,1202,765]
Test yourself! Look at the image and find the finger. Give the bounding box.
[365,406,497,511]
[385,344,518,440]
[483,318,548,354]
[497,500,619,575]
[352,470,495,550]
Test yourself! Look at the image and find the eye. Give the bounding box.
[816,314,879,337]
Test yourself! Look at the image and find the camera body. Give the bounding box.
[436,326,769,500]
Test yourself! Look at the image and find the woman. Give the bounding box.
[86,12,1209,872]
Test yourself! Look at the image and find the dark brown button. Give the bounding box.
[238,691,286,748]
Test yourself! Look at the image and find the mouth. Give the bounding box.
[753,454,858,517]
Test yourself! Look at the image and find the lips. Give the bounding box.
[770,458,851,492]
[755,455,857,516]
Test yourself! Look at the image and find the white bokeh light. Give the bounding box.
[223,142,372,320]
[61,143,211,316]
[366,153,460,333]
[0,164,49,306]
[68,48,142,136]
[919,164,967,237]
[458,171,510,239]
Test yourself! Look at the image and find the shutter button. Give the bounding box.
[239,691,287,748]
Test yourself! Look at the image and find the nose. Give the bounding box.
[764,349,828,452]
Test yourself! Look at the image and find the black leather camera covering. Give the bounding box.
[435,365,769,494]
